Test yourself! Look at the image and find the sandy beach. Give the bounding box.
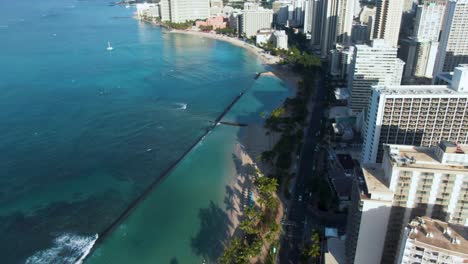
[225,125,273,235]
[168,28,292,261]
[168,29,280,64]
[221,124,284,262]
[167,29,300,92]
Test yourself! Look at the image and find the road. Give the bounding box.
[279,72,326,263]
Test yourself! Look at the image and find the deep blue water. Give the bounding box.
[0,0,292,263]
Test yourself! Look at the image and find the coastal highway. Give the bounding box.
[279,72,326,264]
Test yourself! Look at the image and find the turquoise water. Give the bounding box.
[86,76,292,264]
[0,0,292,263]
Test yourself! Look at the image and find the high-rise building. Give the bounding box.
[303,0,323,45]
[348,40,404,114]
[401,38,440,79]
[292,0,307,26]
[336,0,354,44]
[320,0,355,56]
[345,163,394,264]
[373,0,405,47]
[433,0,468,77]
[347,142,468,263]
[239,3,274,37]
[401,0,447,79]
[160,0,171,21]
[209,0,223,15]
[160,0,210,23]
[361,66,468,163]
[351,22,371,44]
[414,0,447,41]
[330,44,354,79]
[272,30,289,50]
[273,0,292,25]
[136,3,160,20]
[397,217,468,264]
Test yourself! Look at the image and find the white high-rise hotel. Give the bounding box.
[346,142,468,263]
[397,217,468,264]
[160,0,210,23]
[348,39,404,114]
[239,3,274,37]
[361,65,468,163]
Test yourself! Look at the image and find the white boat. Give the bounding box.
[107,41,113,51]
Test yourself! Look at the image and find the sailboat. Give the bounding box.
[107,41,113,51]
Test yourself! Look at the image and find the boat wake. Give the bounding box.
[175,103,187,110]
[25,233,98,264]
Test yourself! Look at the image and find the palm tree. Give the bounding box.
[308,232,321,260]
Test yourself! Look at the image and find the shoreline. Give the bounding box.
[80,74,255,262]
[167,29,300,92]
[167,29,280,65]
[86,21,297,262]
[167,29,297,260]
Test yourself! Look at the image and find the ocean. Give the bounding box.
[0,0,292,263]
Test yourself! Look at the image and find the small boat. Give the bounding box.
[107,41,113,51]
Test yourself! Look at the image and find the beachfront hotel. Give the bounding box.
[361,65,468,164]
[159,0,210,23]
[346,142,468,263]
[348,39,404,114]
[238,3,274,37]
[397,217,468,264]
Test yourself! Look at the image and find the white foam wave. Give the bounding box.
[26,233,98,264]
[175,103,187,110]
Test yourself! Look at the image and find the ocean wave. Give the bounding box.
[25,233,98,264]
[175,103,187,110]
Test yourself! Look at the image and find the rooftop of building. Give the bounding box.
[334,88,350,100]
[256,29,275,35]
[437,66,468,84]
[337,154,355,170]
[329,172,353,199]
[384,141,468,172]
[360,164,393,200]
[324,237,346,264]
[355,39,395,50]
[328,106,350,119]
[406,217,468,256]
[374,85,458,95]
[242,2,273,12]
[438,141,468,153]
[273,30,286,37]
[437,72,454,83]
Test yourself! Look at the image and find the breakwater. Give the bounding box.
[255,71,276,80]
[219,121,248,127]
[79,86,252,262]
